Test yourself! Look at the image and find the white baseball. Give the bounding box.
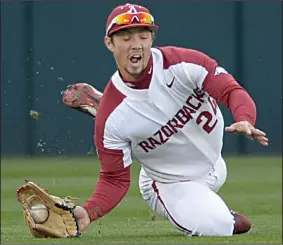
[30,204,49,224]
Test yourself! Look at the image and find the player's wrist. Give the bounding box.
[82,203,103,223]
[235,117,255,127]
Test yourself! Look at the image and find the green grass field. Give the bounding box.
[1,156,282,244]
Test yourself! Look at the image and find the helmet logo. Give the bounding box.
[127,5,138,14]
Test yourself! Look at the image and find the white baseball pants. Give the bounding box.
[139,157,235,236]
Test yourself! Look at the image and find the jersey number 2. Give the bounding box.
[196,97,218,134]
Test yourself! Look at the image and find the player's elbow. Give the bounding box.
[100,166,131,187]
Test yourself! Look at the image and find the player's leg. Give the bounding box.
[139,168,169,220]
[138,157,227,222]
[62,83,102,117]
[139,161,250,236]
[139,167,234,236]
[152,180,235,236]
[195,157,252,234]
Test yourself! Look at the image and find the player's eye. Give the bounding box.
[140,35,148,40]
[122,36,131,41]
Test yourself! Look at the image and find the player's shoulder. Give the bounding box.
[94,80,127,148]
[155,46,209,69]
[95,80,125,125]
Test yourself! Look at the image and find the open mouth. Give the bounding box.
[129,54,142,65]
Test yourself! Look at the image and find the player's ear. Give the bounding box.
[151,32,155,43]
[104,36,114,52]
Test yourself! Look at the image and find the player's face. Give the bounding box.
[105,27,154,81]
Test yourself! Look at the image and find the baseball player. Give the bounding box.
[62,3,268,237]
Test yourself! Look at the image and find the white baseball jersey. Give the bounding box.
[95,46,228,183]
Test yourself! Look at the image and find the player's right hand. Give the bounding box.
[72,206,91,232]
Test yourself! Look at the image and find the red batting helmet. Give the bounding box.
[105,3,158,36]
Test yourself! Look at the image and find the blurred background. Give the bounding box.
[1,0,282,157]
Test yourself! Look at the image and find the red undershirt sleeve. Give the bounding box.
[201,56,257,126]
[82,146,131,222]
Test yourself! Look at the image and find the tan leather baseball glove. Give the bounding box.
[16,180,81,238]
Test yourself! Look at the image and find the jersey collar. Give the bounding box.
[119,55,153,90]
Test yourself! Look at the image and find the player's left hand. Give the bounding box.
[225,121,268,146]
[72,206,90,232]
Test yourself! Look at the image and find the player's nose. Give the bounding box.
[130,36,143,49]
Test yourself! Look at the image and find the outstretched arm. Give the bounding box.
[201,64,268,146]
[73,156,131,232]
[72,158,131,232]
[158,47,268,146]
